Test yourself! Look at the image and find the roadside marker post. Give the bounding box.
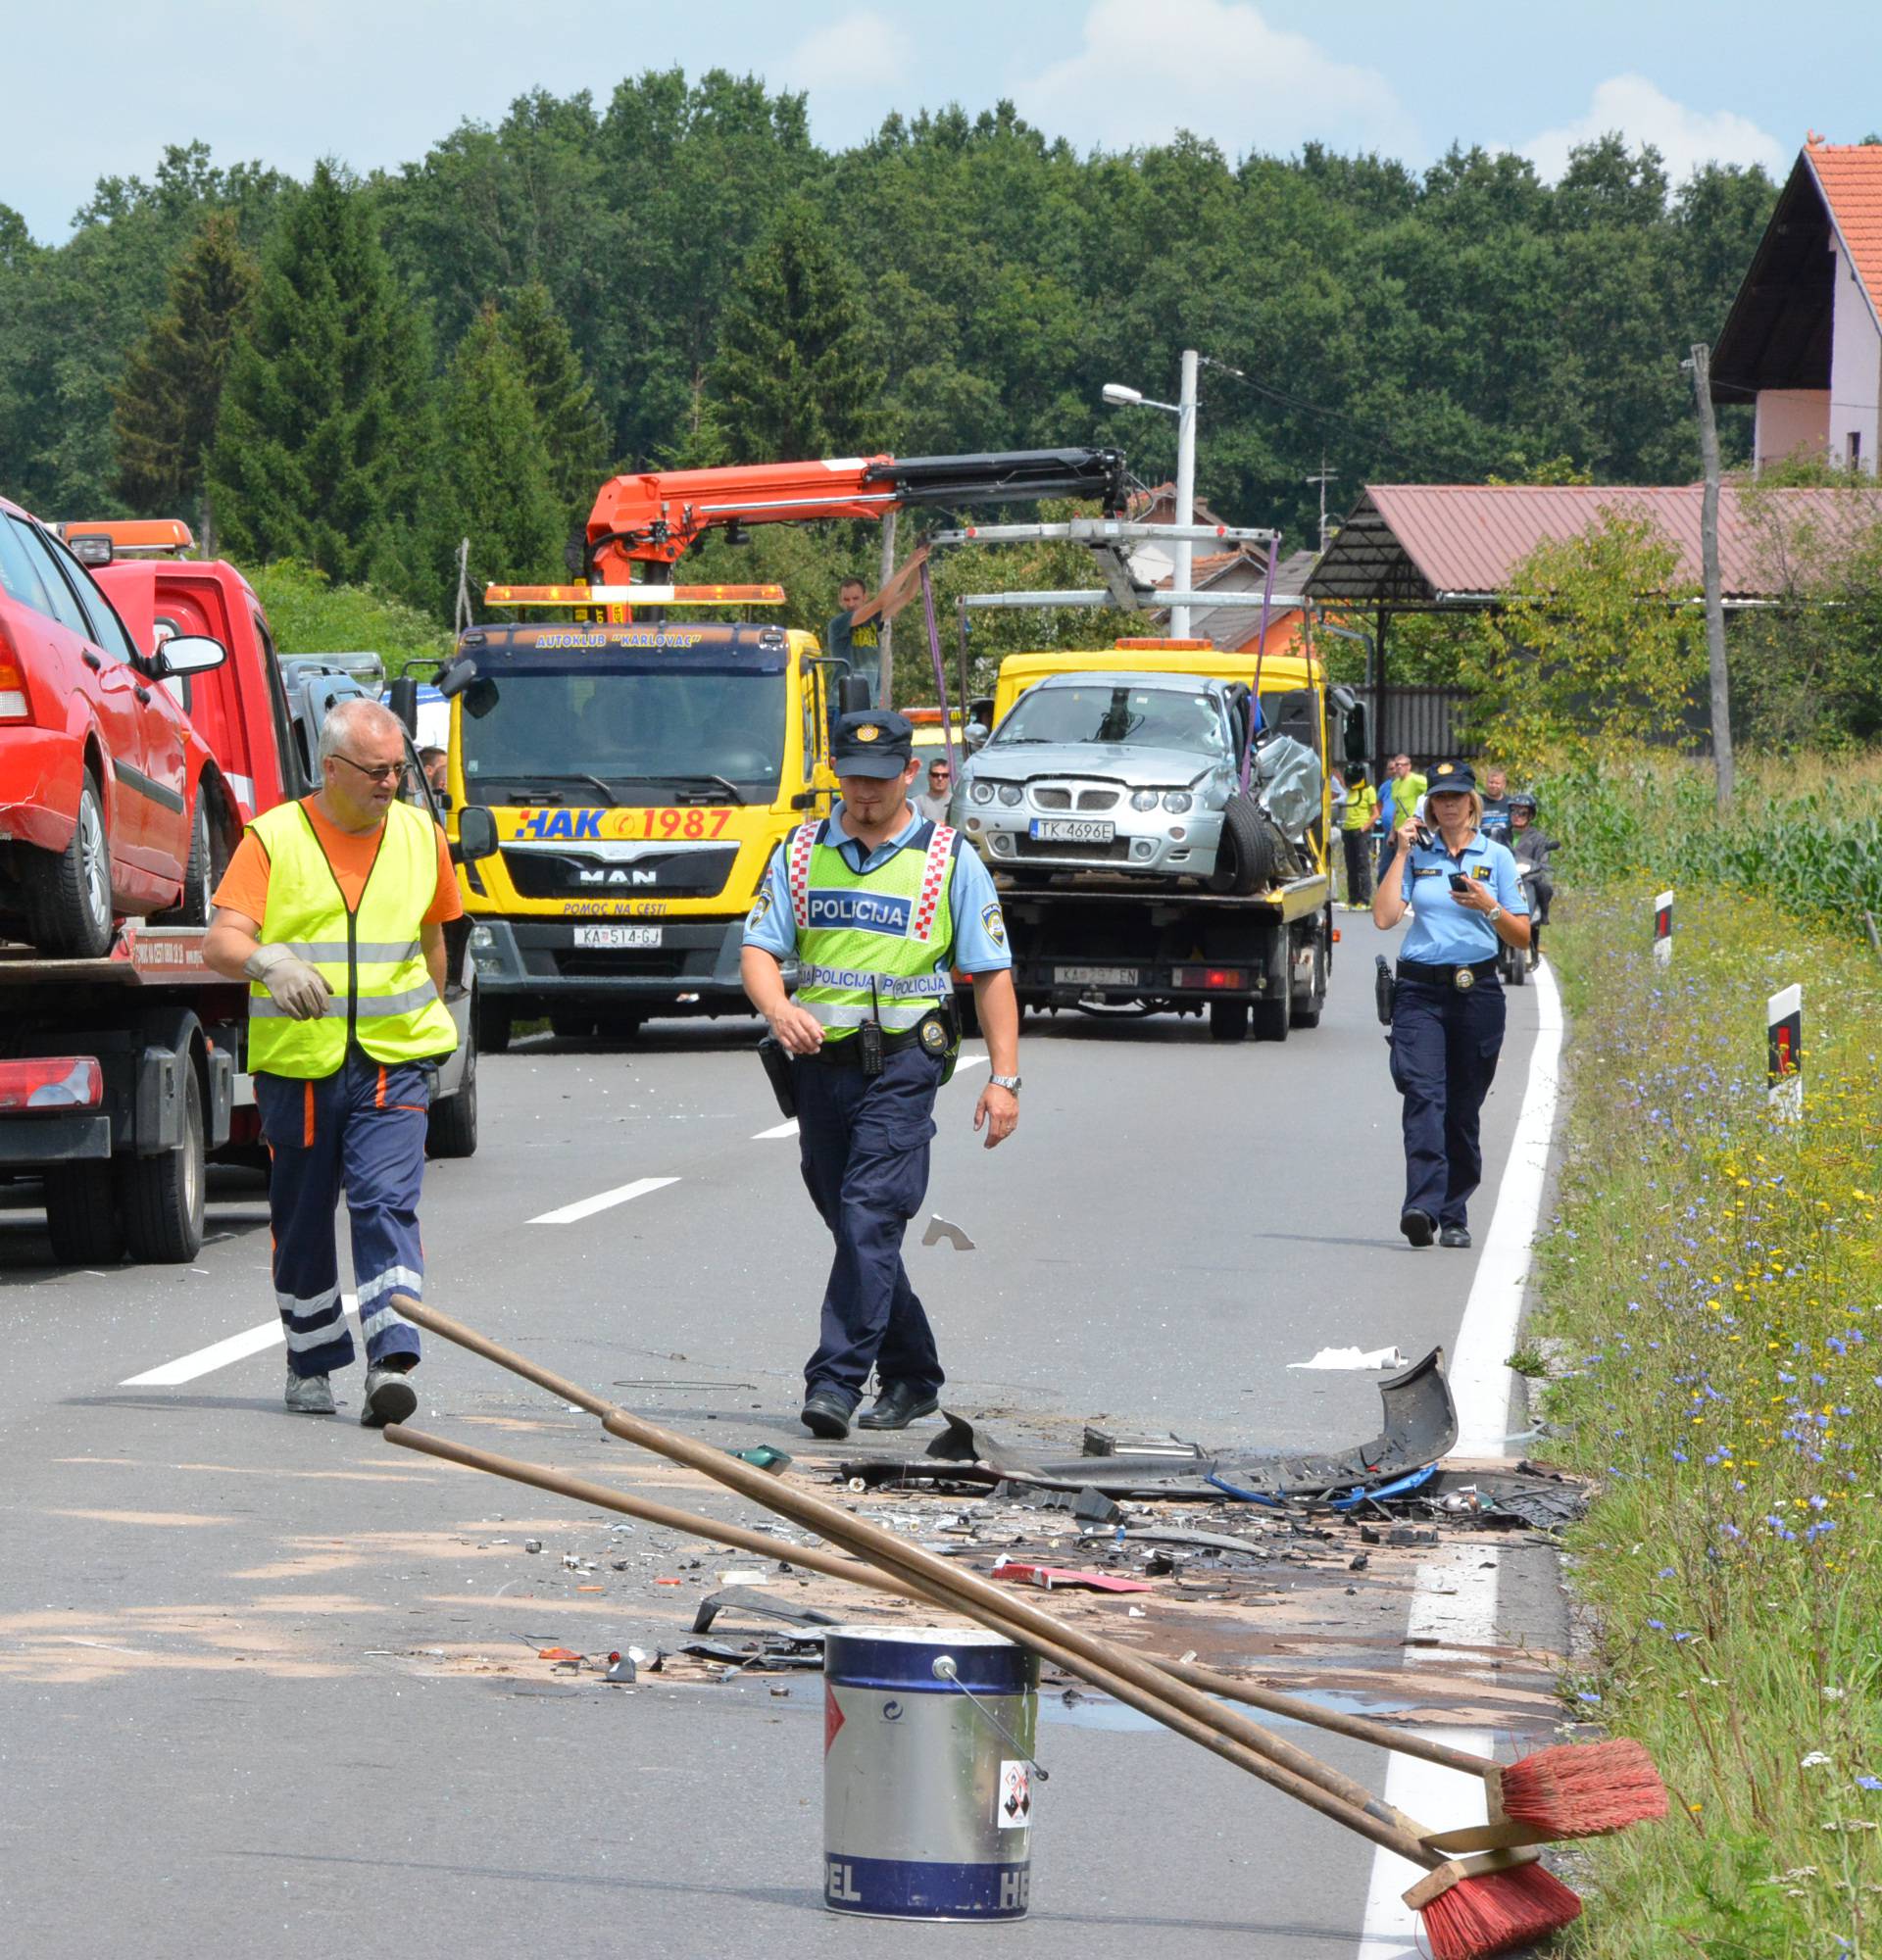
[1652,890,1673,967]
[1767,984,1803,1120]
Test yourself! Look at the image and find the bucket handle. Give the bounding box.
[931,1655,1049,1781]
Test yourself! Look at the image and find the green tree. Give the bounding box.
[709,200,884,460]
[113,211,259,520]
[500,280,609,527]
[436,304,565,595]
[207,161,435,602]
[1456,508,1705,770]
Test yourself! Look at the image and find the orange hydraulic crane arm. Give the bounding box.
[584,447,1127,580]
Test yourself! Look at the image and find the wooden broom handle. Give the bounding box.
[393,1297,1495,1775]
[394,1303,1447,1869]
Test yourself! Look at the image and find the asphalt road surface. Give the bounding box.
[0,919,1562,1959]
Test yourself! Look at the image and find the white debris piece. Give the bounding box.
[1287,1345,1410,1371]
[923,1214,976,1250]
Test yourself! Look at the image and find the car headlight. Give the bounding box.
[1163,791,1193,813]
[1130,789,1159,811]
[997,783,1023,807]
[969,779,994,806]
[469,925,495,950]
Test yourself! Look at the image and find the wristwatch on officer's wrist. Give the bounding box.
[1486,905,1503,924]
[989,1074,1021,1093]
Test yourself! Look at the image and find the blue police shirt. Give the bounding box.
[1397,829,1527,965]
[743,804,1013,973]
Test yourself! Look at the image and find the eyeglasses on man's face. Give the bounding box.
[331,752,410,786]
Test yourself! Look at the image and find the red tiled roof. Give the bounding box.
[1805,140,1882,332]
[1309,484,1882,604]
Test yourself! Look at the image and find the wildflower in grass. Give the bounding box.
[1802,1751,1833,1769]
[1857,1776,1882,1791]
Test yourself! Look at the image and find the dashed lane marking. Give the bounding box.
[528,1175,681,1226]
[122,1294,360,1386]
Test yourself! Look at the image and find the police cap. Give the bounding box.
[831,710,916,778]
[1425,760,1478,798]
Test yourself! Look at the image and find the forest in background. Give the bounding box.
[0,70,1777,656]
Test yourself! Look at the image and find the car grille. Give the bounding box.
[1015,835,1131,861]
[1028,784,1119,812]
[501,845,737,900]
[1033,787,1071,810]
[1076,789,1118,811]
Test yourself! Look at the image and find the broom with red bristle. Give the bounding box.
[388,1302,1592,1958]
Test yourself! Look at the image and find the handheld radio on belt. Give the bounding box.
[1374,954,1395,1026]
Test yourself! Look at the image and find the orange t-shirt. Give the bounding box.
[213,797,464,927]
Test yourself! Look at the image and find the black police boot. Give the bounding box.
[1439,1224,1472,1250]
[1399,1208,1437,1249]
[799,1387,854,1441]
[857,1383,942,1431]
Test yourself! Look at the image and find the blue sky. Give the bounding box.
[7,0,1876,242]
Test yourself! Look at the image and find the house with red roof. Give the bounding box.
[1711,135,1882,471]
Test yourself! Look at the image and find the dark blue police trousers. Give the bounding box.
[794,1042,945,1406]
[1388,977,1506,1230]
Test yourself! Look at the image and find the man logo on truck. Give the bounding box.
[575,867,659,886]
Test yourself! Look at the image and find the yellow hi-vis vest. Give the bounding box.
[784,817,957,1042]
[246,799,458,1078]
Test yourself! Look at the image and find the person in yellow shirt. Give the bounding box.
[1376,754,1428,884]
[1339,762,1378,906]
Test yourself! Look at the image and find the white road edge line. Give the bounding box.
[528,1175,680,1226]
[123,1293,361,1386]
[750,1052,987,1141]
[1355,959,1563,1957]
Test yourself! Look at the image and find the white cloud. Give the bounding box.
[1519,74,1787,184]
[1011,0,1416,160]
[779,9,913,93]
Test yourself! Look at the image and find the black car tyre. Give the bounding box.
[427,1028,478,1159]
[1291,929,1326,1028]
[44,1159,125,1265]
[474,999,513,1054]
[1209,794,1278,897]
[25,769,114,956]
[120,1063,205,1262]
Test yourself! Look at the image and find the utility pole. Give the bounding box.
[1305,454,1338,554]
[875,508,898,708]
[1688,343,1735,809]
[1171,348,1199,638]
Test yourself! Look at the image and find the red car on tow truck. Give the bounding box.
[0,516,491,1265]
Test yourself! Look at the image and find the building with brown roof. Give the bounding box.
[1711,135,1882,471]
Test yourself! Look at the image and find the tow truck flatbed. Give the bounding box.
[991,870,1331,922]
[0,925,222,989]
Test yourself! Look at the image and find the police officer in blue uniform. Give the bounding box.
[742,710,1022,1442]
[1371,760,1530,1250]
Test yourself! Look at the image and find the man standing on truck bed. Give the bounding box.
[204,699,462,1424]
[741,710,1021,1442]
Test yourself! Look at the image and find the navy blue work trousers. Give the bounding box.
[255,1053,430,1379]
[1388,978,1506,1230]
[793,1042,946,1407]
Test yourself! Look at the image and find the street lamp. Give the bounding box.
[1100,350,1199,633]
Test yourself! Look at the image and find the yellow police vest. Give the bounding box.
[247,800,458,1078]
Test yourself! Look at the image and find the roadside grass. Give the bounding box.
[1539,880,1882,1954]
[1537,752,1882,933]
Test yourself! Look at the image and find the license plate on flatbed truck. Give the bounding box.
[1055,964,1140,986]
[572,925,664,949]
[1029,818,1114,843]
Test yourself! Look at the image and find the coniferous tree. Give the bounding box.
[436,304,565,595]
[207,161,435,601]
[113,211,259,519]
[501,280,609,526]
[709,201,883,460]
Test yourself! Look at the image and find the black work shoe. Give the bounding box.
[1400,1208,1436,1249]
[799,1388,853,1440]
[857,1383,942,1431]
[1439,1224,1472,1250]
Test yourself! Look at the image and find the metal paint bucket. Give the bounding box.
[822,1624,1038,1920]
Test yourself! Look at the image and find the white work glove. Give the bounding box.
[244,944,333,1021]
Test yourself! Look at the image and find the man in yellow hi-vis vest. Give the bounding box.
[205,699,462,1425]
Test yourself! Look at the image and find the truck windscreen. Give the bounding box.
[460,666,787,805]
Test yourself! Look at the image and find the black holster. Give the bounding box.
[1374,954,1395,1027]
[757,1034,797,1119]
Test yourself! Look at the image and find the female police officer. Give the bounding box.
[1370,760,1529,1250]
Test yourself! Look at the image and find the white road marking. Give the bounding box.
[1356,961,1561,1957]
[528,1176,680,1226]
[123,1293,361,1386]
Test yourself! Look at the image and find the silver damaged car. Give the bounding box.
[955,670,1283,887]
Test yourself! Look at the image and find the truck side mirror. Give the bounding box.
[838,673,872,715]
[387,674,420,736]
[454,806,499,863]
[1343,701,1369,766]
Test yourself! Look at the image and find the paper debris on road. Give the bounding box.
[1288,1345,1410,1371]
[922,1214,976,1250]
